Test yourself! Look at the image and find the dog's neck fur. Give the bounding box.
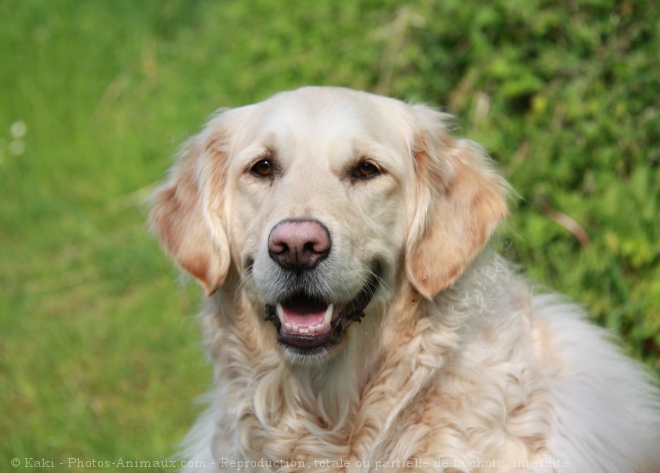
[199,263,477,466]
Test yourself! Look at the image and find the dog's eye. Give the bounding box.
[250,159,274,178]
[352,161,380,180]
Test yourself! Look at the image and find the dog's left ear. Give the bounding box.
[405,105,510,300]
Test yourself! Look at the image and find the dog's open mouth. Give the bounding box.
[265,276,379,353]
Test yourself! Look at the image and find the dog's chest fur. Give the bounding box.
[197,261,552,470]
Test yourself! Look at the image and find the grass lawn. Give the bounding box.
[1,0,658,470]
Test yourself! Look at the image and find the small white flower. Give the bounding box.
[10,120,27,139]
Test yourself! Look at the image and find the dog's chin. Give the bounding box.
[264,275,379,363]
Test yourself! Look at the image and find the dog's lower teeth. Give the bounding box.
[281,323,329,335]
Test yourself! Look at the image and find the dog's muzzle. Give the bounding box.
[262,218,380,355]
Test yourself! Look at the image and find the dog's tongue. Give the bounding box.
[276,300,333,335]
[282,299,326,327]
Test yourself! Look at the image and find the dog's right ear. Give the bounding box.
[149,123,230,296]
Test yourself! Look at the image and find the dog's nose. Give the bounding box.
[268,219,331,271]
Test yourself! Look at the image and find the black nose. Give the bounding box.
[268,219,331,271]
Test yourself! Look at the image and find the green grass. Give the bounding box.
[1,0,658,470]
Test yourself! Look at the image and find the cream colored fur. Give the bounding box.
[150,87,660,473]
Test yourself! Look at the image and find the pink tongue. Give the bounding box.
[282,302,327,328]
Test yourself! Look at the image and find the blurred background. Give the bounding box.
[1,0,658,469]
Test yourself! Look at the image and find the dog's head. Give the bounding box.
[150,87,509,362]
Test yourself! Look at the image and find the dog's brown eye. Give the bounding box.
[251,159,273,178]
[352,161,380,180]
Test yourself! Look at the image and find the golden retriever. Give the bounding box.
[150,87,660,472]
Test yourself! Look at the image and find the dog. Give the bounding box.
[149,87,660,472]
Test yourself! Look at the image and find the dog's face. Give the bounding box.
[150,87,509,363]
[223,91,415,360]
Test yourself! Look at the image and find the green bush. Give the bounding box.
[389,0,660,363]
